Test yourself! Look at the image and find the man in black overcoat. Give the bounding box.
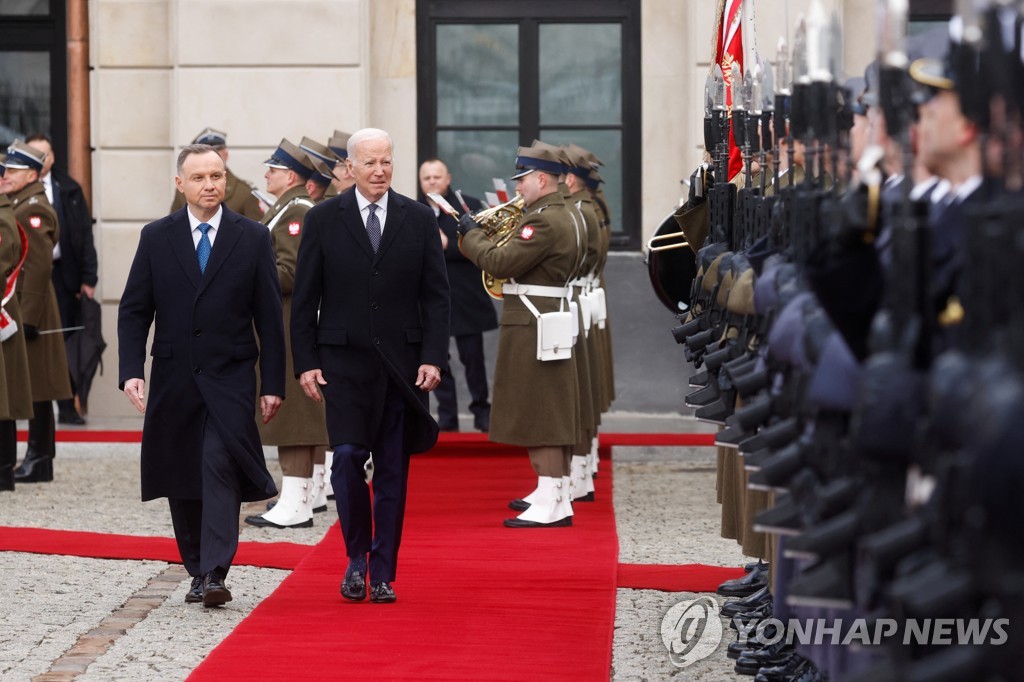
[292,128,450,604]
[418,158,498,432]
[118,144,286,608]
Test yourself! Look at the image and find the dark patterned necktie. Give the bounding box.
[197,222,212,273]
[366,203,381,253]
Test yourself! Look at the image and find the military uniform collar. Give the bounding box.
[570,188,591,203]
[527,189,564,212]
[8,181,45,207]
[270,184,310,211]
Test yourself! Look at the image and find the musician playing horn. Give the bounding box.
[458,141,582,528]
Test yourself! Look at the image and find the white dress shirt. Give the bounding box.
[355,188,389,236]
[45,173,62,261]
[187,206,224,249]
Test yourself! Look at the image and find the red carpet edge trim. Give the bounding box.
[0,526,312,570]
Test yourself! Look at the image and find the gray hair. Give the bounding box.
[176,144,222,175]
[347,128,393,160]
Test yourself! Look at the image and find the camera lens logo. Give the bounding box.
[660,596,723,668]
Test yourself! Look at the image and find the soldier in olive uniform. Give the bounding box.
[245,139,329,530]
[0,163,35,491]
[562,144,607,503]
[1,142,72,483]
[171,128,262,220]
[325,131,355,199]
[304,159,334,204]
[459,143,581,528]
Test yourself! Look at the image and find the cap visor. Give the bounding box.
[510,168,534,180]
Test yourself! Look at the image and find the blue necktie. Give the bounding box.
[366,204,381,253]
[197,222,212,273]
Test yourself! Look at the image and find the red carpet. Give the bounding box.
[189,453,619,681]
[0,527,312,570]
[617,563,746,592]
[25,429,718,447]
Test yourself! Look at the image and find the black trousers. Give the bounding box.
[434,333,491,430]
[168,415,242,578]
[331,380,409,583]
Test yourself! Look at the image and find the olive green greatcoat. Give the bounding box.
[172,167,262,220]
[257,185,328,446]
[571,188,609,417]
[562,184,596,449]
[590,188,615,411]
[0,194,32,419]
[10,183,71,401]
[460,190,581,447]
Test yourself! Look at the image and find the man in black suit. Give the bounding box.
[292,128,450,604]
[118,144,286,608]
[418,158,498,432]
[25,134,98,425]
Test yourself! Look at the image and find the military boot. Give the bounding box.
[14,401,55,483]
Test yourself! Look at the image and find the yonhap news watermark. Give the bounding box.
[731,616,1010,648]
[661,596,1010,668]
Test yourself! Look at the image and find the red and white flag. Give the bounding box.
[714,0,744,180]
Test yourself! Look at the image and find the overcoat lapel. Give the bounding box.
[374,193,407,262]
[167,210,201,290]
[339,191,376,261]
[198,211,242,294]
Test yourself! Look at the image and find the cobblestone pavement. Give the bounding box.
[1,417,747,681]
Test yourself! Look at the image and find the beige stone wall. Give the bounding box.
[86,0,872,418]
[89,0,370,417]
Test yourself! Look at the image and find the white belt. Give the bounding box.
[502,283,570,298]
[568,278,589,288]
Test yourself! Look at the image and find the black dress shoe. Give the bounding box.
[508,498,530,512]
[721,585,771,617]
[243,514,313,529]
[370,581,396,603]
[718,561,768,597]
[340,561,367,601]
[754,654,813,682]
[503,516,572,528]
[728,639,759,659]
[57,411,86,425]
[185,576,203,603]
[13,456,53,483]
[202,572,232,607]
[735,643,794,675]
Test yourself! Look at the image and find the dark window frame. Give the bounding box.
[0,0,68,171]
[417,0,642,250]
[909,0,953,20]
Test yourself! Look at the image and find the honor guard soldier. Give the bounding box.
[458,141,582,528]
[0,160,34,491]
[245,139,330,529]
[583,155,615,480]
[299,137,342,204]
[1,142,73,483]
[305,160,334,204]
[326,131,355,198]
[562,144,607,503]
[171,128,262,220]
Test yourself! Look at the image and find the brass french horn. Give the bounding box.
[459,194,526,299]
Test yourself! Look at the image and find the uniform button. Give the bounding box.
[194,367,202,374]
[194,329,202,336]
[371,269,379,276]
[371,302,379,310]
[374,338,381,345]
